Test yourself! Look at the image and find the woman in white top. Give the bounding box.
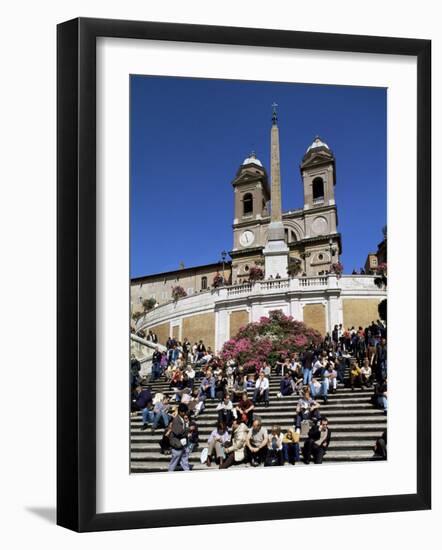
[265,425,284,466]
[252,372,270,407]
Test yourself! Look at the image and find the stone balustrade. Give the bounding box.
[135,274,384,337]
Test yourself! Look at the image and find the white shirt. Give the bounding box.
[255,377,269,391]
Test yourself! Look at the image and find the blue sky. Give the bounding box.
[130,76,386,278]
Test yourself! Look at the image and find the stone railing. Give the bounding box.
[130,334,167,377]
[299,276,328,288]
[135,289,217,331]
[135,274,384,333]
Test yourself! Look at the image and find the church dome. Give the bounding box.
[306,136,330,153]
[242,151,263,167]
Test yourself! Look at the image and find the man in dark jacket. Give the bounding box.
[302,347,315,385]
[303,417,331,464]
[168,404,191,471]
[279,373,294,396]
[132,385,154,430]
[130,356,141,388]
[151,347,162,380]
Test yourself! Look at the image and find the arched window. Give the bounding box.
[284,228,297,244]
[312,177,325,202]
[243,193,253,215]
[201,276,207,290]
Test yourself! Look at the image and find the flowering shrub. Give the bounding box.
[220,309,322,373]
[330,261,344,277]
[248,266,264,282]
[212,272,224,288]
[171,285,187,301]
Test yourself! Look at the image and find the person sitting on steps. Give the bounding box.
[294,386,321,433]
[219,418,249,469]
[302,416,331,464]
[253,371,269,407]
[245,418,269,467]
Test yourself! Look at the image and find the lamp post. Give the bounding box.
[221,250,227,285]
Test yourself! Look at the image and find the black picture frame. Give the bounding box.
[57,17,431,532]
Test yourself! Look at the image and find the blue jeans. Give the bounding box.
[378,396,387,411]
[253,388,269,403]
[303,368,312,385]
[152,362,161,380]
[201,385,215,399]
[168,447,190,471]
[321,379,329,400]
[152,411,169,430]
[283,442,300,463]
[142,408,154,424]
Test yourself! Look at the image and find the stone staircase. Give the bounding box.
[130,372,386,472]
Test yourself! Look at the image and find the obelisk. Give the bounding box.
[263,103,289,279]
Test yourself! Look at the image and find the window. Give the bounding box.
[243,193,253,215]
[312,177,325,202]
[284,228,296,244]
[201,276,208,290]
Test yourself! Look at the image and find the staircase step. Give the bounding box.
[130,431,383,441]
[130,450,377,472]
[131,440,375,453]
[133,373,385,473]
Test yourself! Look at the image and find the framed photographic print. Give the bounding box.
[57,17,431,532]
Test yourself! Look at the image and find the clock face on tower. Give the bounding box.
[239,230,255,247]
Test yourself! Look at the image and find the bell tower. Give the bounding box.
[299,137,341,275]
[301,136,336,210]
[232,152,270,224]
[230,152,270,283]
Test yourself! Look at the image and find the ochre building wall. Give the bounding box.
[150,322,170,346]
[303,303,326,335]
[229,310,250,338]
[342,298,382,329]
[182,312,216,351]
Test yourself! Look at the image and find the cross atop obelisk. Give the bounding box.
[272,102,278,125]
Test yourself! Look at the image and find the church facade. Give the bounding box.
[131,110,386,348]
[132,123,341,309]
[231,135,340,283]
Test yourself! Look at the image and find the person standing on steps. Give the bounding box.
[151,346,162,381]
[168,403,191,471]
[302,346,315,385]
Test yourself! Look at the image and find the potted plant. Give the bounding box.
[248,266,264,282]
[212,272,224,288]
[330,261,344,278]
[171,285,187,301]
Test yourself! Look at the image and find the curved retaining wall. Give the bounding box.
[135,275,386,351]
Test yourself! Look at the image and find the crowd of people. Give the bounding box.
[130,319,387,472]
